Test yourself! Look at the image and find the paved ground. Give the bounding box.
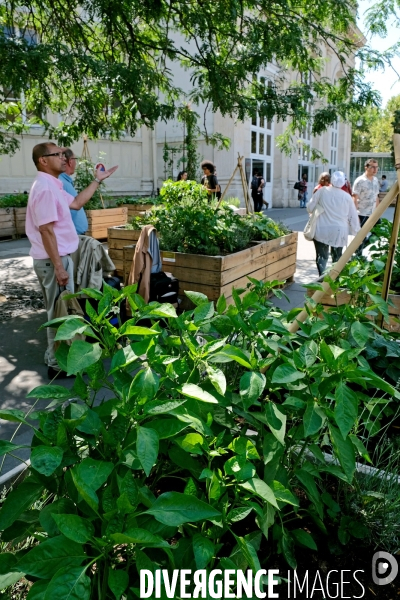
[0,206,395,478]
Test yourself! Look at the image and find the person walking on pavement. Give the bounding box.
[307,171,360,277]
[352,159,380,255]
[313,172,331,194]
[59,148,88,235]
[26,141,117,378]
[251,170,265,212]
[297,173,308,208]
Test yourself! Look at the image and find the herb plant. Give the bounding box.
[0,277,399,598]
[0,193,29,208]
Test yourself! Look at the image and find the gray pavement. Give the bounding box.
[0,206,395,478]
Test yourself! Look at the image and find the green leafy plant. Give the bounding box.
[0,274,399,598]
[115,197,161,207]
[127,180,290,255]
[0,193,28,208]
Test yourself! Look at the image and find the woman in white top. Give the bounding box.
[307,171,360,276]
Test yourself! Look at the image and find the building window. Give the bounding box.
[330,120,338,170]
[251,131,257,154]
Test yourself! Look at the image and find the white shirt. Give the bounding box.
[353,173,379,216]
[307,186,360,248]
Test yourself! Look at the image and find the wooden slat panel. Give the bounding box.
[86,207,128,218]
[220,232,297,271]
[161,252,222,271]
[108,248,124,261]
[0,227,17,237]
[108,234,141,248]
[265,253,297,278]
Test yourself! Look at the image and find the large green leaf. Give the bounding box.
[193,534,215,569]
[136,426,159,476]
[240,478,279,508]
[129,367,159,404]
[292,529,318,550]
[74,457,114,490]
[0,481,44,530]
[55,318,88,341]
[264,403,286,445]
[26,385,73,399]
[0,552,19,575]
[18,535,85,579]
[118,322,160,336]
[26,580,50,599]
[206,365,226,395]
[334,381,358,439]
[66,340,102,375]
[44,566,90,600]
[143,418,187,439]
[110,528,169,548]
[211,345,252,369]
[271,364,305,384]
[0,571,25,588]
[295,469,323,518]
[0,440,29,457]
[108,569,129,600]
[350,321,370,347]
[70,471,99,512]
[184,291,209,306]
[329,425,356,482]
[145,492,221,526]
[143,399,186,415]
[31,446,63,476]
[270,481,299,507]
[109,340,150,373]
[180,383,218,404]
[193,301,215,324]
[39,499,77,537]
[239,371,266,410]
[303,400,326,437]
[51,514,94,544]
[0,409,26,423]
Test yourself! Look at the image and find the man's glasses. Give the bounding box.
[42,152,66,159]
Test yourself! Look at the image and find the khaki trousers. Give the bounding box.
[33,255,74,367]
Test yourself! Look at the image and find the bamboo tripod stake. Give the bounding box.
[217,154,253,214]
[377,133,400,327]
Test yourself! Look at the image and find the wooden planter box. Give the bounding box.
[123,232,298,307]
[86,207,127,240]
[14,207,27,235]
[124,203,154,221]
[108,226,142,276]
[308,288,400,333]
[0,208,17,238]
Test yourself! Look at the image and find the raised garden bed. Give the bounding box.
[108,225,142,276]
[123,232,298,306]
[0,208,17,238]
[86,207,127,240]
[308,288,400,333]
[124,203,154,220]
[14,207,27,235]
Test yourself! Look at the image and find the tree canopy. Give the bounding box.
[351,94,400,152]
[0,0,382,154]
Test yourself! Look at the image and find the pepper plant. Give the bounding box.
[0,280,399,599]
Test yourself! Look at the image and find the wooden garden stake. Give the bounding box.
[217,154,253,214]
[377,133,400,327]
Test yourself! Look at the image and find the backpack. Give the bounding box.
[251,176,259,191]
[150,271,179,304]
[294,181,301,190]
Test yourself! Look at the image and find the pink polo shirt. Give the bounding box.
[26,172,79,259]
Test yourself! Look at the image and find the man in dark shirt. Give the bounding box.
[201,160,218,197]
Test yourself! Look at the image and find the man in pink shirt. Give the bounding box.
[27,142,117,378]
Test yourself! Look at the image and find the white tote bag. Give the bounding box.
[303,192,325,241]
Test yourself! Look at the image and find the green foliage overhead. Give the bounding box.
[0,0,380,154]
[351,94,400,152]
